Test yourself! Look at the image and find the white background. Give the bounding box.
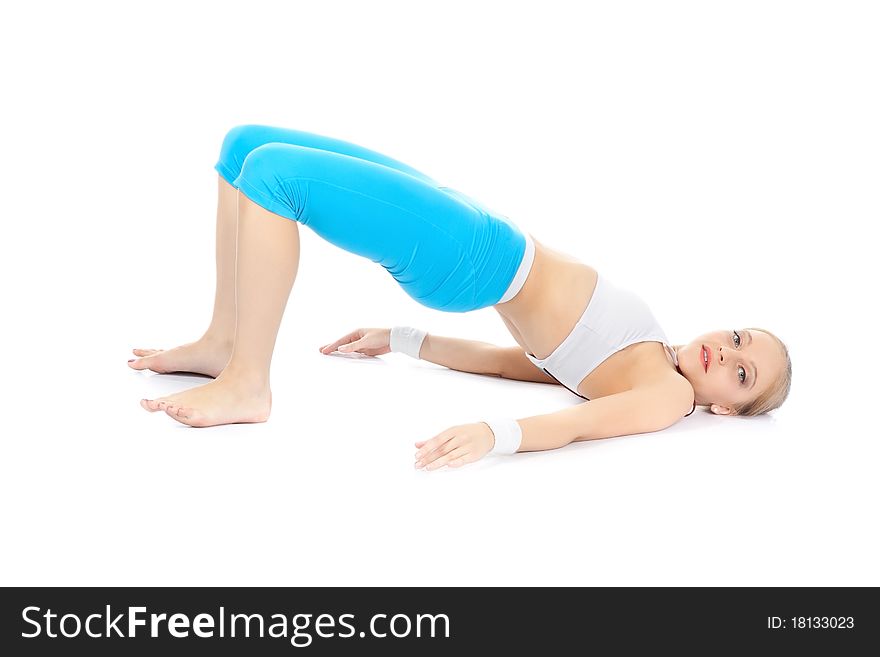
[1,0,877,586]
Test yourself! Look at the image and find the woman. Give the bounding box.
[129,125,792,470]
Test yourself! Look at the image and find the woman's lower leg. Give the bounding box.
[130,174,238,377]
[201,175,240,345]
[143,192,299,426]
[219,191,301,384]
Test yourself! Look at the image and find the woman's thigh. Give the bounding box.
[214,124,439,188]
[235,142,526,312]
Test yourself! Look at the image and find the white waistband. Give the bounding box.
[498,231,535,304]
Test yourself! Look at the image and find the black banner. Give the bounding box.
[1,587,876,655]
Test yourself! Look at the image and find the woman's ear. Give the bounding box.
[710,404,732,416]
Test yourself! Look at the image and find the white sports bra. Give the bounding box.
[525,271,695,416]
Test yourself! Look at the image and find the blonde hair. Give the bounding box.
[673,328,792,417]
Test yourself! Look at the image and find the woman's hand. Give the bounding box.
[319,327,392,357]
[414,422,496,471]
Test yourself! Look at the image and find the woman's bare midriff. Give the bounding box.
[493,234,678,399]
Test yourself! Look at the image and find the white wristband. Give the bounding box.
[483,417,522,455]
[390,326,428,359]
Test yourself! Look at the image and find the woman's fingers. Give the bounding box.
[320,338,352,353]
[320,330,362,354]
[414,432,449,462]
[415,423,492,471]
[424,446,468,471]
[415,433,460,469]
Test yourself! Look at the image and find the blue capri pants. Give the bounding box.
[214,124,534,312]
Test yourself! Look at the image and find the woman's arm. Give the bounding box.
[495,346,562,385]
[418,336,566,385]
[413,378,695,471]
[417,334,505,377]
[514,379,695,451]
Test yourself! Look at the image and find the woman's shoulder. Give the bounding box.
[631,371,695,416]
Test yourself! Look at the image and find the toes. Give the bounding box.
[129,354,168,372]
[163,404,184,423]
[140,398,171,412]
[164,404,198,426]
[164,403,184,417]
[129,357,151,370]
[132,348,161,356]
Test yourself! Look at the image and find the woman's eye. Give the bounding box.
[733,331,746,384]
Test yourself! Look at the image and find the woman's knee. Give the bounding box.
[235,143,314,221]
[238,142,310,182]
[215,124,276,183]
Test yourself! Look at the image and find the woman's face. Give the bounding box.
[677,329,783,414]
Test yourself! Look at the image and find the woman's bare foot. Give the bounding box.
[140,373,271,427]
[128,336,233,378]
